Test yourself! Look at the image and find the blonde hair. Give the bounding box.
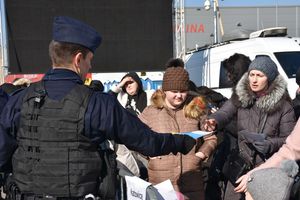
[184,96,207,119]
[150,89,166,108]
[13,78,31,87]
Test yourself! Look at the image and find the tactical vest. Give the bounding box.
[12,82,102,197]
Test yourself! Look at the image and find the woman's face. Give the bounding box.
[164,90,188,109]
[125,78,139,95]
[248,70,268,93]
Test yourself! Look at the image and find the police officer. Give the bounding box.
[0,16,196,199]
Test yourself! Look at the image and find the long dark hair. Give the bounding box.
[223,53,251,85]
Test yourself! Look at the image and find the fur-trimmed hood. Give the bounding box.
[150,89,166,109]
[233,73,290,113]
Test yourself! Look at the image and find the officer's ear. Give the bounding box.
[74,52,83,68]
[72,52,84,77]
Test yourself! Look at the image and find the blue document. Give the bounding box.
[180,130,214,139]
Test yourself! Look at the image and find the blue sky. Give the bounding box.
[185,0,300,7]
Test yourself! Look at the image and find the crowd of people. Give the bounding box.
[0,15,299,200]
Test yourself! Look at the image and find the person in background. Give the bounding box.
[292,67,300,119]
[0,83,20,95]
[12,78,31,88]
[195,86,229,200]
[205,53,251,200]
[0,16,196,199]
[109,72,151,179]
[223,53,251,87]
[0,78,32,95]
[89,79,104,92]
[139,66,217,200]
[204,56,296,199]
[165,57,185,69]
[245,160,298,200]
[110,72,148,115]
[235,119,300,195]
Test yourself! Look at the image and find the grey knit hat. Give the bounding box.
[248,56,279,83]
[247,160,299,200]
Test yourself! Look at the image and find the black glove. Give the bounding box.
[238,130,271,155]
[173,134,196,155]
[252,140,271,155]
[239,130,266,143]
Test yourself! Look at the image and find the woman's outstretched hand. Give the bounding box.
[203,119,217,132]
[234,173,250,193]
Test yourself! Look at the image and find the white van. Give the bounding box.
[185,27,300,99]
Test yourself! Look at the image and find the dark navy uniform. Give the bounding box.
[0,68,192,171]
[0,16,195,198]
[0,87,8,114]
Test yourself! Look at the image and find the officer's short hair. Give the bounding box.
[49,40,90,66]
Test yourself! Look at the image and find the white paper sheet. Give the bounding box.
[154,179,178,200]
[125,176,152,200]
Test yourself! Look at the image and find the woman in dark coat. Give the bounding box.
[205,56,296,199]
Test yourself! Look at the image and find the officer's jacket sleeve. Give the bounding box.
[86,93,184,157]
[0,91,23,171]
[0,88,8,114]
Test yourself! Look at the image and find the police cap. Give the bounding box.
[52,16,102,53]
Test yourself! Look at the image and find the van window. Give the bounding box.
[219,61,234,88]
[274,52,300,78]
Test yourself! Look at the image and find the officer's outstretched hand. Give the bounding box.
[173,134,196,155]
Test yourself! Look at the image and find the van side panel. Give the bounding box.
[185,49,208,86]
